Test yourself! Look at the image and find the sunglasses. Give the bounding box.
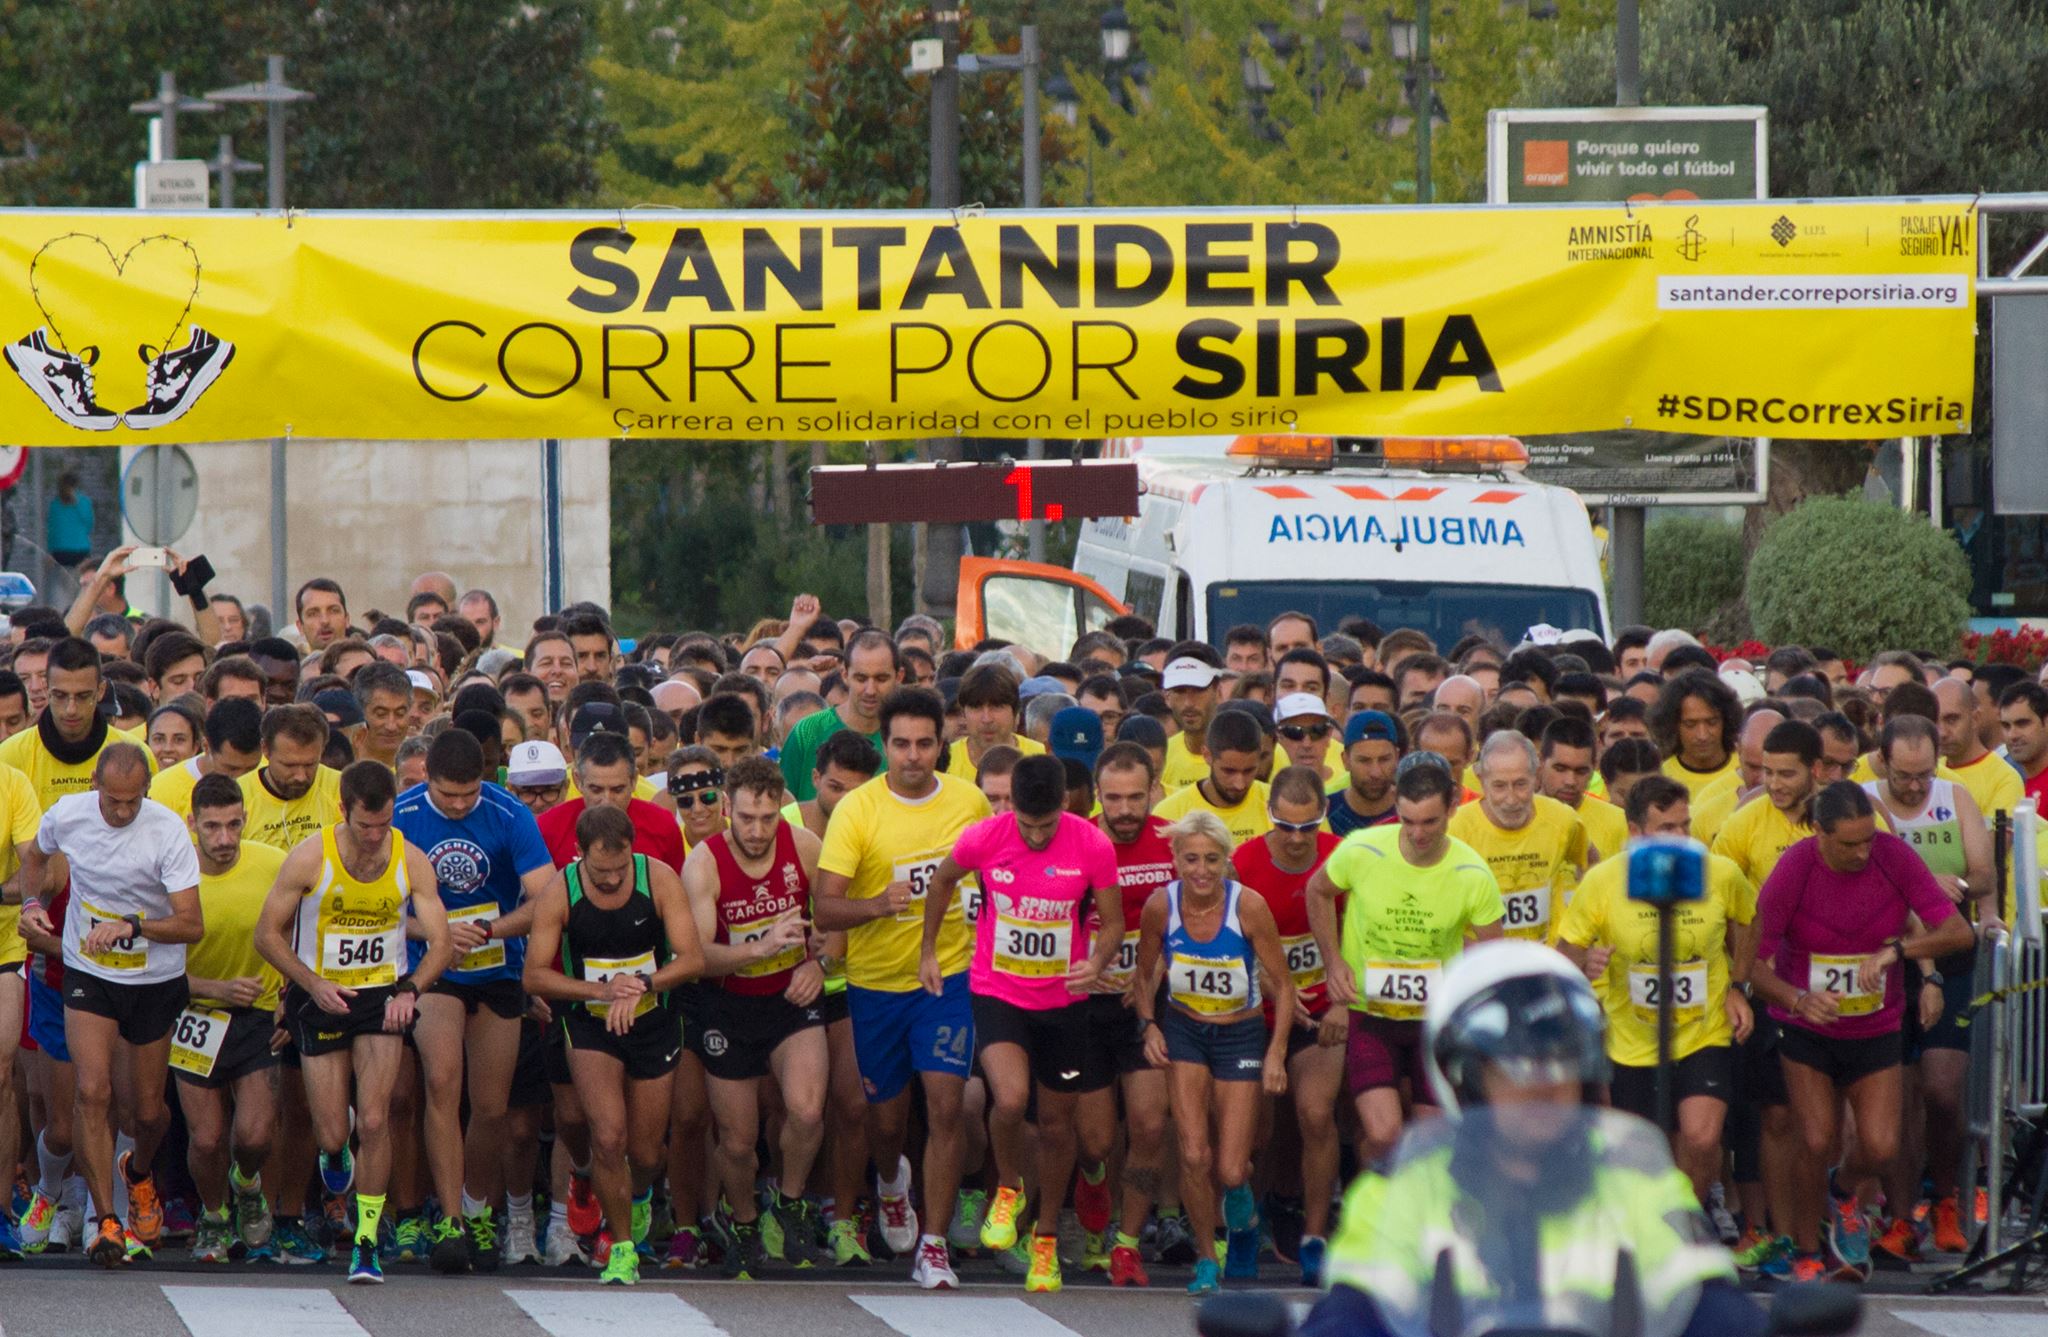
[1269,812,1325,833]
[1277,722,1332,742]
[673,791,721,810]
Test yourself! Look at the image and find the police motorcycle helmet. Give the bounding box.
[1425,939,1611,1115]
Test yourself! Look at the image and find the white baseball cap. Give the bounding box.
[505,740,567,787]
[1161,656,1221,690]
[1274,692,1332,724]
[405,669,438,696]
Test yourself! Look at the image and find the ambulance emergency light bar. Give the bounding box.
[807,459,1141,526]
[1226,434,1530,473]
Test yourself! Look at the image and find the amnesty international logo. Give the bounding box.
[1677,215,1706,263]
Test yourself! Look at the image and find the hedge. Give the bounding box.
[1643,517,1746,635]
[1746,496,1970,662]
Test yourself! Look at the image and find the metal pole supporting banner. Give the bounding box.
[541,438,564,614]
[1022,23,1047,564]
[1616,0,1642,108]
[1414,2,1432,204]
[1610,504,1645,628]
[270,439,287,616]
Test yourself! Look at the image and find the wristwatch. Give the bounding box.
[121,913,143,947]
[1924,970,1946,987]
[394,978,420,999]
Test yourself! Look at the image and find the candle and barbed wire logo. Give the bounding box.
[5,233,235,431]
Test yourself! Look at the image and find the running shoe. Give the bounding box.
[88,1216,124,1268]
[1754,1237,1794,1282]
[393,1215,428,1263]
[1873,1217,1920,1266]
[123,1226,152,1263]
[468,1206,500,1272]
[1299,1234,1327,1287]
[600,1239,640,1286]
[1025,1233,1062,1293]
[1156,1211,1197,1264]
[828,1217,872,1267]
[271,1215,324,1265]
[1931,1194,1969,1253]
[1265,1194,1305,1264]
[348,1240,384,1284]
[191,1209,232,1263]
[724,1218,766,1280]
[320,1192,352,1250]
[1078,1229,1111,1272]
[948,1188,988,1254]
[1223,1183,1260,1279]
[1109,1241,1149,1287]
[233,1174,273,1252]
[1187,1256,1222,1296]
[630,1194,651,1252]
[429,1216,470,1274]
[777,1195,819,1266]
[0,1216,21,1262]
[1706,1182,1741,1246]
[543,1221,588,1267]
[1074,1166,1112,1235]
[663,1224,700,1270]
[51,1196,82,1253]
[161,1195,197,1244]
[318,1148,355,1198]
[1828,1194,1872,1273]
[567,1173,602,1237]
[999,1237,1030,1276]
[502,1201,540,1266]
[18,1188,55,1253]
[911,1236,959,1290]
[878,1160,919,1254]
[119,1152,163,1248]
[9,1171,27,1222]
[981,1185,1025,1252]
[1789,1254,1827,1283]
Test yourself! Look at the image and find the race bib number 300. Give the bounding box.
[993,913,1071,979]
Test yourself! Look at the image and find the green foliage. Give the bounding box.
[1643,517,1744,634]
[1065,0,1610,206]
[609,441,914,636]
[0,0,606,209]
[1746,497,1971,661]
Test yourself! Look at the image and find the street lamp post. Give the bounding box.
[206,56,314,621]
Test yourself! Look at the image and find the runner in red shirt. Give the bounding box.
[1079,742,1177,1286]
[1231,764,1343,1286]
[536,734,685,873]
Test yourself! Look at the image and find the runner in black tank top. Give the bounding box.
[522,808,704,1287]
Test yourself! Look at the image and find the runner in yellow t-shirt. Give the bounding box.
[1711,719,1831,888]
[0,756,41,1258]
[1534,717,1626,865]
[1935,677,2025,822]
[1558,773,1756,1203]
[175,773,291,1261]
[149,698,266,822]
[238,706,344,852]
[1158,652,1225,791]
[1305,755,1502,1164]
[1650,670,1741,799]
[1152,710,1273,846]
[812,688,991,1289]
[1448,731,1587,943]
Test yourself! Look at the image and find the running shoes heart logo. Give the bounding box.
[5,231,235,432]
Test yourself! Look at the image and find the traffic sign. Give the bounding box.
[137,159,210,210]
[121,445,199,544]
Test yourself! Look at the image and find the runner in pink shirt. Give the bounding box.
[1750,781,1974,1281]
[920,756,1122,1292]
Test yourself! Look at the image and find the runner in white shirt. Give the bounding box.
[19,743,201,1267]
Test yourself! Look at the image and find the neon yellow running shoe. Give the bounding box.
[1024,1233,1062,1293]
[980,1185,1025,1252]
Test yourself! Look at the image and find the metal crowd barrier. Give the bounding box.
[1971,800,2046,1265]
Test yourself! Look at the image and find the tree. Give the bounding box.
[1059,0,1610,207]
[0,0,607,209]
[1520,1,2048,530]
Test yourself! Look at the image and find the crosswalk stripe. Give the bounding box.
[1890,1309,2048,1337]
[851,1294,1088,1337]
[160,1286,369,1337]
[505,1287,733,1337]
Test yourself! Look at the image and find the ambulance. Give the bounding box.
[955,434,1609,654]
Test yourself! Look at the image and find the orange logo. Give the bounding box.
[1522,140,1569,188]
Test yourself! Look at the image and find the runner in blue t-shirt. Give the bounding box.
[390,730,555,1274]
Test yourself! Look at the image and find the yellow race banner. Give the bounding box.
[0,200,1976,445]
